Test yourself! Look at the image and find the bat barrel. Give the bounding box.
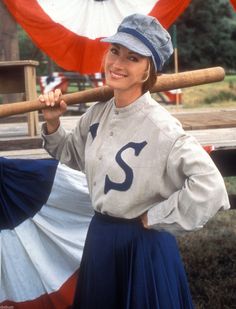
[151,66,225,92]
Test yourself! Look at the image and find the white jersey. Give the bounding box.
[42,92,230,234]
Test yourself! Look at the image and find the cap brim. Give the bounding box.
[101,32,152,57]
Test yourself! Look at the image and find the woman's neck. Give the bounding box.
[114,88,143,108]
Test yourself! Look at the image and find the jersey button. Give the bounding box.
[110,131,114,136]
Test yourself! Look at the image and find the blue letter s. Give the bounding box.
[104,141,147,194]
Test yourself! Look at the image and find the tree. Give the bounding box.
[0,2,22,103]
[174,0,236,71]
[0,1,19,60]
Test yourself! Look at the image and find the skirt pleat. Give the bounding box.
[73,212,194,309]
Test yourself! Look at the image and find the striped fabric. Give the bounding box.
[3,0,190,73]
[0,158,93,308]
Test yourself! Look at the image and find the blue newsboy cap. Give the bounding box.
[101,13,173,71]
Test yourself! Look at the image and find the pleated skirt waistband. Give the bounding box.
[94,211,141,224]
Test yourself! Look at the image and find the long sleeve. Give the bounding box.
[41,113,90,172]
[147,134,230,234]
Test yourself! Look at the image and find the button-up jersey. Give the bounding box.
[42,92,230,234]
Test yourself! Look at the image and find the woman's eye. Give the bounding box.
[128,56,138,62]
[110,47,118,55]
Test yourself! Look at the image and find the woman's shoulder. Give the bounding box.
[80,98,113,124]
[145,96,184,140]
[87,98,113,115]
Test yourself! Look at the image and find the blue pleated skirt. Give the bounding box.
[72,212,194,309]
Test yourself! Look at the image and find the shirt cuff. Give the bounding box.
[41,122,66,146]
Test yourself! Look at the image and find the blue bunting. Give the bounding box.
[0,157,58,230]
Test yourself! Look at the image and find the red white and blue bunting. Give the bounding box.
[0,158,93,308]
[3,0,190,73]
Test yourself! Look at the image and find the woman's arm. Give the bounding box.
[39,89,89,171]
[146,134,230,234]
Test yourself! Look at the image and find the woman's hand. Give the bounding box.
[38,88,67,134]
[140,212,149,228]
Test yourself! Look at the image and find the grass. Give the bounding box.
[225,177,236,195]
[178,210,236,309]
[180,75,236,110]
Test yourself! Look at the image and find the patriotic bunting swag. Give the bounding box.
[2,0,235,74]
[0,158,93,308]
[3,0,190,73]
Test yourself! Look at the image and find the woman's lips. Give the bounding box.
[110,70,127,79]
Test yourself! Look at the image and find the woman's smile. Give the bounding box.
[109,70,128,79]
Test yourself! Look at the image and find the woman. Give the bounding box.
[39,13,230,309]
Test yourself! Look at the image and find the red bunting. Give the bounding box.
[3,0,190,73]
[230,0,236,10]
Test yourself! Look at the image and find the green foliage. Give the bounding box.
[18,25,36,59]
[204,90,236,104]
[173,0,236,71]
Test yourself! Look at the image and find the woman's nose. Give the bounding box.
[112,56,125,68]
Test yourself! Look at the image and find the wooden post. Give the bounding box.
[24,63,39,136]
[0,60,39,136]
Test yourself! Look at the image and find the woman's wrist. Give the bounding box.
[46,119,60,135]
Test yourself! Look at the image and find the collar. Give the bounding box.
[112,92,151,118]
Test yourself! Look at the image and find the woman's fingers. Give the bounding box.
[141,212,149,228]
[48,91,55,106]
[38,94,45,102]
[60,100,67,112]
[38,89,67,122]
[54,88,62,102]
[38,89,63,107]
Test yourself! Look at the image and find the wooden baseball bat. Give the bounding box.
[0,66,225,118]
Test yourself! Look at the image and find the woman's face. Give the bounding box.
[104,44,149,96]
